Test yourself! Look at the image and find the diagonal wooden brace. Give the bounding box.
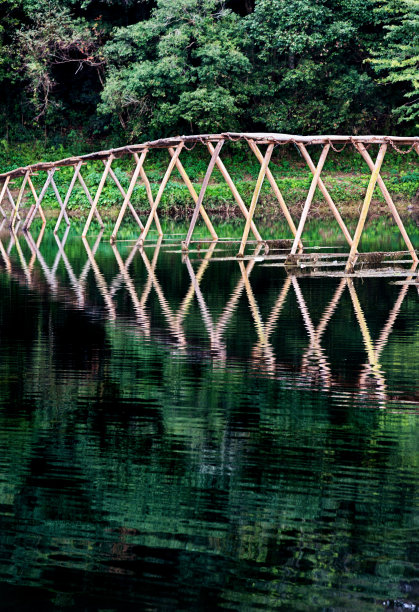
[54,162,82,233]
[0,177,11,218]
[237,142,274,257]
[11,170,30,229]
[76,169,105,229]
[134,152,162,236]
[169,146,218,241]
[356,142,418,263]
[182,140,224,251]
[50,176,71,228]
[206,142,261,241]
[290,144,330,256]
[110,150,148,243]
[82,154,114,237]
[27,176,46,224]
[106,159,144,230]
[23,170,53,230]
[297,143,353,248]
[138,143,185,247]
[247,140,299,246]
[345,144,387,271]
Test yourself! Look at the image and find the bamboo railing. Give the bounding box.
[0,133,418,269]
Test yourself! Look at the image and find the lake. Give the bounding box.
[0,222,418,611]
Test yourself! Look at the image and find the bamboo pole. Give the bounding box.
[297,143,353,247]
[206,142,262,240]
[107,159,144,230]
[237,142,274,258]
[82,154,114,237]
[6,188,21,222]
[182,140,224,250]
[50,176,71,228]
[27,176,47,224]
[289,144,330,256]
[134,152,162,236]
[356,143,418,263]
[110,150,147,243]
[137,143,185,247]
[23,169,54,230]
[0,177,11,218]
[11,170,30,229]
[54,162,82,233]
[345,144,387,271]
[168,147,218,241]
[247,140,300,246]
[76,170,105,228]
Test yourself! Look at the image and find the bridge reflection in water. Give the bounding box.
[0,222,418,411]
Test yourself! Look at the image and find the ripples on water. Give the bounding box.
[0,226,418,611]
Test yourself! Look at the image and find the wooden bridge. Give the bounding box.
[0,133,418,270]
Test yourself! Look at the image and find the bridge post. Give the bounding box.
[11,170,30,229]
[27,176,46,224]
[297,143,353,248]
[289,144,330,257]
[82,154,114,237]
[54,162,82,233]
[247,140,299,247]
[170,147,218,241]
[110,150,147,243]
[137,143,185,247]
[207,141,261,241]
[237,143,274,258]
[182,139,224,251]
[345,144,387,272]
[355,142,418,264]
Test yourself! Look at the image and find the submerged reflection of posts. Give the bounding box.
[0,226,418,409]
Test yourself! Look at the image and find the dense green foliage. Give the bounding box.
[0,0,418,145]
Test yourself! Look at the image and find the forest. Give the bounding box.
[0,0,418,149]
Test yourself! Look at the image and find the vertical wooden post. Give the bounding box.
[247,140,299,245]
[289,144,330,256]
[297,143,353,247]
[345,144,387,271]
[54,162,82,233]
[356,143,418,264]
[169,147,218,241]
[206,142,261,241]
[82,154,114,237]
[11,170,30,229]
[237,142,274,258]
[137,142,184,247]
[110,150,147,243]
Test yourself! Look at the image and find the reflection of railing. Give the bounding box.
[0,226,417,407]
[0,133,418,268]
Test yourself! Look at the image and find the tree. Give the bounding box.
[369,0,419,127]
[244,0,384,134]
[99,0,251,138]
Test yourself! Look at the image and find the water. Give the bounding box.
[0,225,418,611]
